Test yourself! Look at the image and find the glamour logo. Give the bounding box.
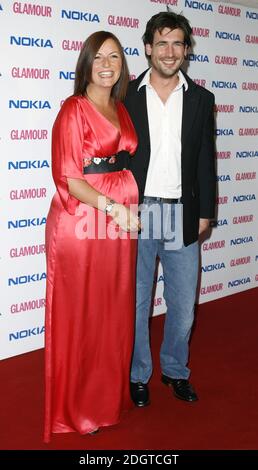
[239,128,258,136]
[212,81,237,89]
[245,35,258,44]
[233,194,256,202]
[230,256,251,267]
[187,54,209,62]
[239,106,258,113]
[10,188,47,200]
[13,2,52,16]
[10,36,53,47]
[8,160,49,169]
[209,219,228,227]
[202,240,225,251]
[62,40,83,51]
[215,129,234,136]
[10,244,45,258]
[201,262,226,272]
[8,217,46,229]
[10,129,48,140]
[217,174,231,182]
[192,27,209,37]
[242,82,258,91]
[236,151,258,158]
[107,15,139,28]
[215,104,234,112]
[11,298,45,314]
[8,273,46,286]
[218,5,241,16]
[232,215,253,224]
[193,79,206,88]
[200,283,223,295]
[230,236,253,246]
[59,71,75,80]
[235,172,256,181]
[216,196,228,204]
[243,59,258,67]
[215,56,237,65]
[61,10,99,22]
[9,100,51,109]
[246,11,258,20]
[150,0,178,5]
[123,47,139,56]
[215,31,240,41]
[9,326,45,341]
[11,67,50,79]
[185,1,213,12]
[228,278,251,288]
[216,151,231,159]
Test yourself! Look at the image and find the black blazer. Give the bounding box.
[122,69,216,246]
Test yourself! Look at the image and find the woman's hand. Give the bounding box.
[110,203,140,232]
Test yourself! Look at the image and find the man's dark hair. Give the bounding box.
[142,11,192,48]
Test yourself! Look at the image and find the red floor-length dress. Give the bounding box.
[44,95,138,441]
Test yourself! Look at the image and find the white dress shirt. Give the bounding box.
[138,69,188,198]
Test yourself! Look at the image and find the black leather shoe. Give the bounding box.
[161,374,198,402]
[130,382,150,407]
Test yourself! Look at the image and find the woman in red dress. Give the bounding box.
[44,31,139,441]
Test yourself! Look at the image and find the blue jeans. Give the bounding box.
[131,198,199,383]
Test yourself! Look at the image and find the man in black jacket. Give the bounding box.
[124,11,216,406]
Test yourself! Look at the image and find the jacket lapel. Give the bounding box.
[181,77,200,148]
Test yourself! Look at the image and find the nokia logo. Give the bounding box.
[230,236,253,246]
[201,262,226,272]
[209,219,228,227]
[8,273,46,286]
[8,217,46,229]
[215,31,240,41]
[10,36,53,47]
[243,59,258,67]
[217,174,231,182]
[228,277,251,288]
[233,194,256,202]
[9,326,45,341]
[246,11,258,20]
[9,100,50,109]
[187,54,209,62]
[61,10,100,22]
[239,106,258,113]
[8,160,49,170]
[236,151,258,158]
[123,47,139,56]
[59,71,75,80]
[215,129,234,136]
[185,1,213,12]
[212,81,237,89]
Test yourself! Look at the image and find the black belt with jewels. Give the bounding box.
[83,153,129,174]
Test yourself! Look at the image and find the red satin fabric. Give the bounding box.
[44,96,138,441]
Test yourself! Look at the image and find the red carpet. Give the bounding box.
[1,288,258,450]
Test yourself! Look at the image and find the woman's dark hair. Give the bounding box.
[142,11,192,48]
[74,31,129,101]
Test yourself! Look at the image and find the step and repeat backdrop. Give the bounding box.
[0,0,258,359]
